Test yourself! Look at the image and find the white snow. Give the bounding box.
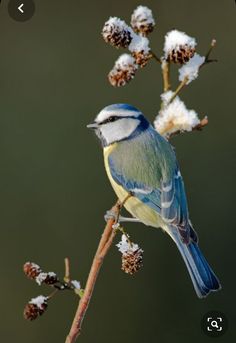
[164,29,196,58]
[114,53,137,69]
[178,53,205,84]
[48,272,57,278]
[104,17,130,33]
[131,6,155,26]
[116,234,142,254]
[128,33,150,53]
[35,273,48,285]
[160,90,174,104]
[35,271,57,285]
[154,92,200,136]
[71,280,81,290]
[29,295,48,309]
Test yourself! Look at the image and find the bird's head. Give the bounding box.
[87,104,150,146]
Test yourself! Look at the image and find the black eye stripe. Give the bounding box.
[100,116,120,125]
[98,114,142,126]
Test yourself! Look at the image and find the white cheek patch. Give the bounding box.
[100,118,140,145]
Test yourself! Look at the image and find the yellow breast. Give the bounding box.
[103,144,164,229]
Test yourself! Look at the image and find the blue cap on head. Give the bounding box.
[95,103,143,123]
[103,103,141,114]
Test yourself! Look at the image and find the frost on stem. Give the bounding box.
[24,295,48,321]
[116,234,144,275]
[154,91,200,137]
[164,29,196,64]
[179,53,205,84]
[108,54,138,87]
[131,5,155,36]
[102,17,132,49]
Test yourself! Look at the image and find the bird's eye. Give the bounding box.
[104,116,118,123]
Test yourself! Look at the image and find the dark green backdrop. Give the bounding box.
[0,0,235,342]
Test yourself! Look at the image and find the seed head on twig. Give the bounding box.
[108,54,138,87]
[116,234,143,275]
[131,6,155,36]
[35,272,58,286]
[164,29,196,64]
[23,262,42,280]
[121,249,143,275]
[129,34,152,67]
[102,17,132,49]
[23,295,48,321]
[23,261,58,286]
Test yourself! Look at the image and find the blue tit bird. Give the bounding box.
[87,103,221,298]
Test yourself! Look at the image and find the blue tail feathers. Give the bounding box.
[173,232,221,298]
[187,241,221,297]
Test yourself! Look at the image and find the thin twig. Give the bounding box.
[65,195,132,343]
[48,289,59,299]
[167,39,217,105]
[201,39,217,69]
[167,76,189,104]
[151,52,171,96]
[64,257,71,283]
[205,39,216,62]
[162,59,171,92]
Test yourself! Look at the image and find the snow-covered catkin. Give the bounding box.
[23,261,58,285]
[108,54,138,87]
[35,272,58,286]
[102,17,132,49]
[23,296,48,321]
[164,30,196,64]
[116,234,144,275]
[131,6,155,36]
[131,50,152,68]
[129,35,152,67]
[154,91,200,137]
[121,249,143,275]
[23,262,42,280]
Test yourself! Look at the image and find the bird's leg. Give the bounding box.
[104,193,136,224]
[119,216,140,223]
[104,210,140,224]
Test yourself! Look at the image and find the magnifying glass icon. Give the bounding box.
[211,320,219,329]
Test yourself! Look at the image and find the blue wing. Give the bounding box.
[160,166,197,242]
[108,129,197,243]
[108,156,162,213]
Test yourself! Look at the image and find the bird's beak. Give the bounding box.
[87,122,99,129]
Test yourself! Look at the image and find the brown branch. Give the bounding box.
[205,39,216,62]
[150,53,171,95]
[201,39,217,69]
[64,257,71,283]
[161,60,171,92]
[168,116,208,139]
[167,76,188,104]
[65,195,132,343]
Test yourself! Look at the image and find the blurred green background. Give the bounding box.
[0,0,235,342]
